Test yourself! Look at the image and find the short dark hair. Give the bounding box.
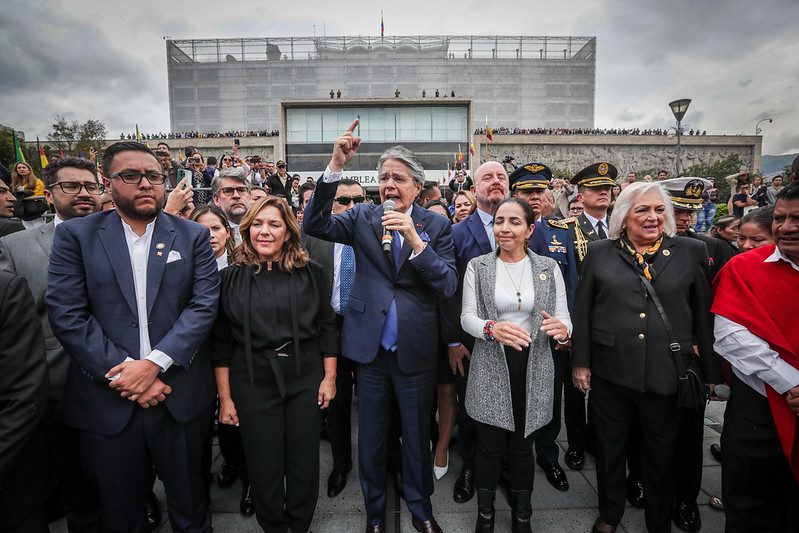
[417,181,441,204]
[206,156,217,166]
[157,141,170,150]
[185,146,197,157]
[776,180,799,202]
[658,169,668,175]
[495,197,536,227]
[338,178,364,193]
[568,197,582,206]
[739,206,774,233]
[42,157,99,189]
[101,142,160,177]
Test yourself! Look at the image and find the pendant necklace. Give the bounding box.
[501,257,526,311]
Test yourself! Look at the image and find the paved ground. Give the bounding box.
[52,399,728,532]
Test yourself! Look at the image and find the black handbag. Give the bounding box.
[637,273,708,412]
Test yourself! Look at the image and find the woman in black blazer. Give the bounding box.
[211,197,339,532]
[571,182,723,533]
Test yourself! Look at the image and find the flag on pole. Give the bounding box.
[78,149,85,159]
[37,137,48,168]
[146,141,151,149]
[136,124,141,142]
[178,152,184,163]
[486,127,494,141]
[458,146,463,162]
[469,143,475,156]
[447,163,451,178]
[13,132,26,163]
[381,12,384,36]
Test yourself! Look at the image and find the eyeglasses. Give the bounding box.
[220,186,249,197]
[49,181,103,195]
[107,171,168,185]
[335,195,365,206]
[221,158,233,162]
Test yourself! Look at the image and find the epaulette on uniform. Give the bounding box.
[547,217,578,229]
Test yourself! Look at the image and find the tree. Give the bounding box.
[47,116,107,158]
[48,115,79,154]
[75,119,107,158]
[685,153,744,202]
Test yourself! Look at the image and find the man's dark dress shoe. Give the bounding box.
[537,459,569,492]
[673,499,701,532]
[216,462,237,488]
[564,448,585,471]
[240,484,254,516]
[591,517,617,533]
[327,462,352,498]
[710,443,722,463]
[626,477,645,508]
[453,465,475,503]
[146,491,161,530]
[365,522,385,533]
[412,516,443,533]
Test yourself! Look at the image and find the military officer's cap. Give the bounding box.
[509,163,552,191]
[570,162,617,188]
[664,177,712,211]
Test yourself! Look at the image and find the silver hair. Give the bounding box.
[608,182,676,239]
[377,145,425,185]
[213,167,249,197]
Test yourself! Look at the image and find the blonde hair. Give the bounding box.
[232,196,308,273]
[11,162,37,191]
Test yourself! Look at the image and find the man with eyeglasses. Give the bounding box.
[46,142,219,533]
[304,178,365,499]
[212,167,251,245]
[0,157,104,531]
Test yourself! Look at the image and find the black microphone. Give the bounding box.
[713,383,731,400]
[382,199,396,253]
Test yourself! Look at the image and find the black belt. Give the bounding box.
[259,341,294,399]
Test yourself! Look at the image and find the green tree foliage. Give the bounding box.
[47,115,107,157]
[0,129,39,171]
[684,154,744,202]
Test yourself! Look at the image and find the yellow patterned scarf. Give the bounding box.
[619,233,664,281]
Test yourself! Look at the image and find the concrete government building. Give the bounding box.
[166,35,596,178]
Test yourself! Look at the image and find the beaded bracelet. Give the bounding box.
[483,321,498,342]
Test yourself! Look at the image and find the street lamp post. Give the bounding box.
[669,99,692,176]
[755,118,773,135]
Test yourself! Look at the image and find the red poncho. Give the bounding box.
[712,244,799,481]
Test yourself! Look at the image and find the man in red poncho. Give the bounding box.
[712,180,799,531]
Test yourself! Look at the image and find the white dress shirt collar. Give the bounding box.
[765,246,799,272]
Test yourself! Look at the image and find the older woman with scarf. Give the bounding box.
[461,198,571,533]
[571,182,722,533]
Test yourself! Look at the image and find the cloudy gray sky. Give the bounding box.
[2,0,797,156]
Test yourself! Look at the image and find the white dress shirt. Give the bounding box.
[216,253,229,271]
[120,219,173,372]
[582,211,608,236]
[714,247,799,396]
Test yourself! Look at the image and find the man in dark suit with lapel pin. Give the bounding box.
[304,120,457,533]
[0,156,103,532]
[305,177,366,498]
[46,141,220,533]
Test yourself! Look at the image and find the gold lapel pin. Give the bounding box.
[539,274,547,280]
[156,243,165,250]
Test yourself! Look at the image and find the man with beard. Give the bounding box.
[0,157,104,532]
[46,141,219,533]
[213,167,251,245]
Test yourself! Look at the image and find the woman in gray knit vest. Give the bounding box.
[461,198,572,533]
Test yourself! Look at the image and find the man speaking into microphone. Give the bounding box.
[304,120,457,533]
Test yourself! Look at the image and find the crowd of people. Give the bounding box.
[474,127,708,136]
[120,130,280,141]
[0,125,797,533]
